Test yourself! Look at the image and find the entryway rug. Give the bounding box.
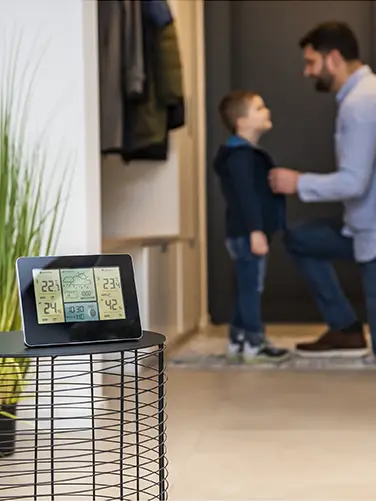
[168,326,376,371]
[168,352,376,370]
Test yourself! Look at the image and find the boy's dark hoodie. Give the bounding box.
[213,136,285,240]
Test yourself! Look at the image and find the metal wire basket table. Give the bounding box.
[0,330,167,500]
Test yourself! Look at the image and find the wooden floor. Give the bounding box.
[167,324,376,500]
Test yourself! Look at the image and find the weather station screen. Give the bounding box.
[32,267,126,325]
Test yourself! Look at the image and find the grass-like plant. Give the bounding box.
[0,34,67,412]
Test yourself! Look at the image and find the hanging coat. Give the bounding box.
[98,0,123,153]
[122,0,185,161]
[124,0,145,99]
[98,0,185,160]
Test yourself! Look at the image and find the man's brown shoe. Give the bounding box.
[296,327,368,357]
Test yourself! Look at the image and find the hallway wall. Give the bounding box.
[0,0,101,256]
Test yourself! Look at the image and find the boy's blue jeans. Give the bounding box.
[284,219,376,353]
[226,236,267,346]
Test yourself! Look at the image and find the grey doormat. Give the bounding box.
[168,328,376,371]
[168,352,376,371]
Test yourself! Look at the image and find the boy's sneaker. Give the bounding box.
[227,339,243,363]
[243,342,290,364]
[226,326,245,362]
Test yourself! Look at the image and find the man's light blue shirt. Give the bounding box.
[298,65,376,262]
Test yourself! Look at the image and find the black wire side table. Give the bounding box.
[0,330,167,500]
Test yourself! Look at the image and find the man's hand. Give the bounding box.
[269,167,301,195]
[250,231,269,256]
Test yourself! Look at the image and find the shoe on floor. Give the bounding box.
[243,342,290,364]
[226,340,243,363]
[296,326,368,358]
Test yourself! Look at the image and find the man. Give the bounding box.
[269,21,376,357]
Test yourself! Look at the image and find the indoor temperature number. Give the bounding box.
[41,280,60,293]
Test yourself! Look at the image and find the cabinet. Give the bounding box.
[100,0,207,339]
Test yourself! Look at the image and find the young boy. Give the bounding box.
[214,90,290,363]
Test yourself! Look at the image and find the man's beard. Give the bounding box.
[314,66,334,93]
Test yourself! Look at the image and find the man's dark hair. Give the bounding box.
[299,21,359,61]
[219,90,257,133]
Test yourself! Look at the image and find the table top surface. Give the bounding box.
[0,330,165,358]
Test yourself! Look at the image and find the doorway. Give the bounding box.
[205,0,376,324]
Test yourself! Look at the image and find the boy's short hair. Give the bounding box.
[219,90,257,133]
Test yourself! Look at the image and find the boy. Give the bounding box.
[214,90,289,363]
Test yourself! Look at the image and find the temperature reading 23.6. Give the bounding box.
[103,277,120,290]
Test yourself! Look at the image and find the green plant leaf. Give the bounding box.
[0,32,69,409]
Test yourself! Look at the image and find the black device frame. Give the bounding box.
[16,254,143,347]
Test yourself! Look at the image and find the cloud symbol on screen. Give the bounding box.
[63,273,91,286]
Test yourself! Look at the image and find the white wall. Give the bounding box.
[0,0,101,432]
[0,0,101,256]
[102,144,180,240]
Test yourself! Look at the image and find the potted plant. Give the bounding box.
[0,36,67,457]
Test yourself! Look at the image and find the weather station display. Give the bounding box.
[32,266,126,325]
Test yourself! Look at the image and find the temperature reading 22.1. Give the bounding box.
[104,299,118,311]
[41,280,60,293]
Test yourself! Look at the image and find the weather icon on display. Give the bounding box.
[63,273,92,287]
[61,269,97,303]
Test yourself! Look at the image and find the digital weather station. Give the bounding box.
[1,253,168,500]
[16,254,143,347]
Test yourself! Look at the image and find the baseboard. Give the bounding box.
[165,327,200,357]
